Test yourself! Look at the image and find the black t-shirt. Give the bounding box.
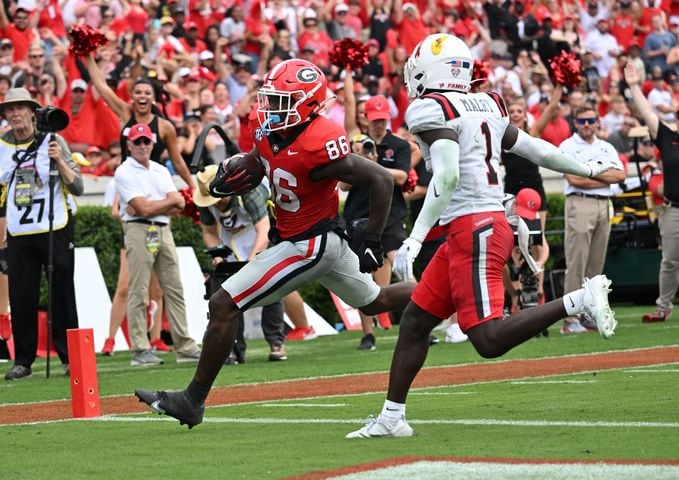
[654,121,679,203]
[343,131,411,228]
[502,151,543,196]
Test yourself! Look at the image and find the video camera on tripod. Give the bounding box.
[203,245,248,300]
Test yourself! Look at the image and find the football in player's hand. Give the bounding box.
[223,152,266,195]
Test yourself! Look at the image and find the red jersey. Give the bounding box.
[252,114,346,239]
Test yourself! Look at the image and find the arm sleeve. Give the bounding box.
[409,138,459,243]
[508,129,591,177]
[198,206,217,226]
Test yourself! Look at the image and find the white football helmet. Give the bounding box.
[404,34,474,98]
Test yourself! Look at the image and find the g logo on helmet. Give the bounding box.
[297,67,319,83]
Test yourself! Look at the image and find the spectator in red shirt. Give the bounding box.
[123,0,149,38]
[0,4,37,62]
[391,0,429,55]
[298,10,333,70]
[37,0,67,40]
[179,21,208,61]
[610,0,636,51]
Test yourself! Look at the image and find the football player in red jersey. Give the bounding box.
[135,59,415,428]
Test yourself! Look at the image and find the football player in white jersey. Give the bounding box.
[346,34,621,439]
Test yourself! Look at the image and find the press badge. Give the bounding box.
[14,167,38,207]
[146,225,160,254]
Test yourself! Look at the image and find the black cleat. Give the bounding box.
[134,389,205,429]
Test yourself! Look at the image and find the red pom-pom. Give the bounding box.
[68,25,108,58]
[402,168,418,194]
[471,59,490,85]
[179,187,200,224]
[549,50,581,88]
[328,38,369,70]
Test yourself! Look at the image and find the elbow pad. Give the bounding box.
[508,129,591,177]
[410,138,459,243]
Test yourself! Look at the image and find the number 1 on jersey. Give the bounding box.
[480,122,499,185]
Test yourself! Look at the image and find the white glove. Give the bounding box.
[587,159,620,178]
[393,237,422,281]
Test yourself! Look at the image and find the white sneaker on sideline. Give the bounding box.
[560,319,588,335]
[581,275,617,339]
[445,323,468,343]
[345,415,415,439]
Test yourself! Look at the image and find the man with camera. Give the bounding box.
[341,95,411,350]
[193,164,287,363]
[0,88,82,380]
[115,123,202,367]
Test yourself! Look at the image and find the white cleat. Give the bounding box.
[445,323,468,343]
[581,275,617,339]
[345,415,415,439]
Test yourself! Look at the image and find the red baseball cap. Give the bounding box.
[364,94,390,121]
[515,188,541,219]
[184,21,198,30]
[128,123,154,142]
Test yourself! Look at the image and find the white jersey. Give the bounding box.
[405,90,509,224]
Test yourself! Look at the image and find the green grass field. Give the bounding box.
[1,304,678,479]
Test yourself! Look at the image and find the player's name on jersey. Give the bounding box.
[459,97,494,113]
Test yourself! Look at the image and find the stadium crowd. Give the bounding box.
[1,0,678,372]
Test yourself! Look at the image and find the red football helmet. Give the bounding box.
[257,59,328,133]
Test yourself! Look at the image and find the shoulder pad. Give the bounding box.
[406,96,451,134]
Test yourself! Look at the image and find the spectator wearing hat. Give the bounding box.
[362,39,385,80]
[114,123,202,366]
[579,1,609,36]
[644,14,676,74]
[584,17,620,79]
[503,188,550,316]
[341,94,411,350]
[391,0,429,55]
[0,88,82,380]
[626,42,647,82]
[179,21,208,60]
[0,3,36,62]
[298,8,333,69]
[327,3,357,41]
[193,165,288,363]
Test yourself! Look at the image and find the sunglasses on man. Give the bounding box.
[575,117,597,125]
[133,138,152,146]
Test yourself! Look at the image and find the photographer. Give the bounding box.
[341,95,411,350]
[0,88,82,380]
[503,189,549,317]
[193,165,287,363]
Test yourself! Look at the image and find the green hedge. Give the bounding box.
[69,206,340,324]
[65,196,569,325]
